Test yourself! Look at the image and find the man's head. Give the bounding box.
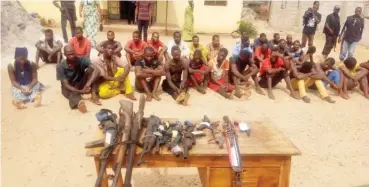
[212,35,220,46]
[151,32,160,43]
[260,33,267,42]
[344,57,357,70]
[286,35,293,44]
[239,48,251,61]
[293,40,301,50]
[241,33,250,47]
[312,1,319,12]
[300,61,314,73]
[323,57,335,70]
[270,46,279,62]
[132,31,140,43]
[279,39,287,49]
[44,29,54,41]
[103,42,115,57]
[273,33,280,42]
[173,31,182,44]
[171,46,181,60]
[75,27,84,40]
[64,44,76,61]
[306,46,316,54]
[107,31,115,41]
[355,7,362,17]
[193,49,202,62]
[261,43,269,51]
[192,35,199,47]
[14,47,28,65]
[217,48,228,62]
[333,5,340,14]
[143,46,155,62]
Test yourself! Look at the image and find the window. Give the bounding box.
[204,0,227,6]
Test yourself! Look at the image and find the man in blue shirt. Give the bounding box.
[232,33,253,57]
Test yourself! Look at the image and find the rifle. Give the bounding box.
[110,100,134,187]
[182,121,196,159]
[137,115,160,166]
[122,94,146,187]
[197,115,223,148]
[93,109,120,187]
[222,116,243,187]
[167,121,183,157]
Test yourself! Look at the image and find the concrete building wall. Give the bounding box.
[269,1,369,46]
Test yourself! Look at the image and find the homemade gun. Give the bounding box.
[222,116,243,187]
[137,115,161,166]
[197,115,223,148]
[182,121,196,159]
[167,121,183,157]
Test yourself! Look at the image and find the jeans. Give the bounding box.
[339,40,357,61]
[137,20,149,42]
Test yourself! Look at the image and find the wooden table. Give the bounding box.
[86,120,301,187]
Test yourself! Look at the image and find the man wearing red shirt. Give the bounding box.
[124,31,147,68]
[254,43,271,68]
[258,47,299,100]
[68,27,91,59]
[147,32,167,62]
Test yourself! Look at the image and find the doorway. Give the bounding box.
[119,1,135,24]
[108,1,157,24]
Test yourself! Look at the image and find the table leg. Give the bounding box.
[197,167,209,187]
[279,157,291,187]
[94,157,109,187]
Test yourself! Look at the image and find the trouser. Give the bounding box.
[258,71,286,88]
[324,70,341,86]
[339,40,357,61]
[322,34,337,56]
[127,2,136,24]
[137,20,149,42]
[301,33,314,48]
[98,68,133,99]
[61,8,77,43]
[291,78,328,98]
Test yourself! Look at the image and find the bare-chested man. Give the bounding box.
[135,47,165,101]
[96,31,123,57]
[35,29,63,67]
[230,48,265,98]
[162,46,190,105]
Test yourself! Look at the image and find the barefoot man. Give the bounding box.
[56,44,100,113]
[135,46,165,101]
[162,46,190,105]
[125,31,147,68]
[230,48,265,98]
[93,43,136,101]
[68,26,91,59]
[35,29,63,67]
[338,57,369,99]
[188,49,211,94]
[258,47,299,100]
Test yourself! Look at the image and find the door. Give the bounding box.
[108,1,120,20]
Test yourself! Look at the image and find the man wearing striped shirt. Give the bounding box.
[135,1,152,42]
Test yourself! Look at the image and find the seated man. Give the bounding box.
[288,40,305,65]
[206,34,224,61]
[167,31,190,59]
[258,47,299,100]
[9,47,43,109]
[277,39,290,57]
[253,33,269,49]
[124,31,147,68]
[312,57,341,94]
[147,32,168,62]
[56,45,100,113]
[286,34,294,51]
[208,48,234,99]
[68,26,91,59]
[269,33,281,47]
[35,29,63,67]
[135,47,165,101]
[189,35,208,63]
[232,32,253,56]
[93,43,136,101]
[338,57,369,99]
[230,48,265,98]
[254,43,271,68]
[188,49,211,94]
[303,46,316,63]
[290,61,335,103]
[96,30,123,57]
[360,60,369,82]
[162,46,190,105]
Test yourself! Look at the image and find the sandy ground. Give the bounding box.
[2,27,369,187]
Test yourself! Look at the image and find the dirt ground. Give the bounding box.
[1,27,369,187]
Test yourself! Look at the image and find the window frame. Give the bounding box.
[204,0,228,6]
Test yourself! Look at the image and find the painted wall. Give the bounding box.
[268,1,369,46]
